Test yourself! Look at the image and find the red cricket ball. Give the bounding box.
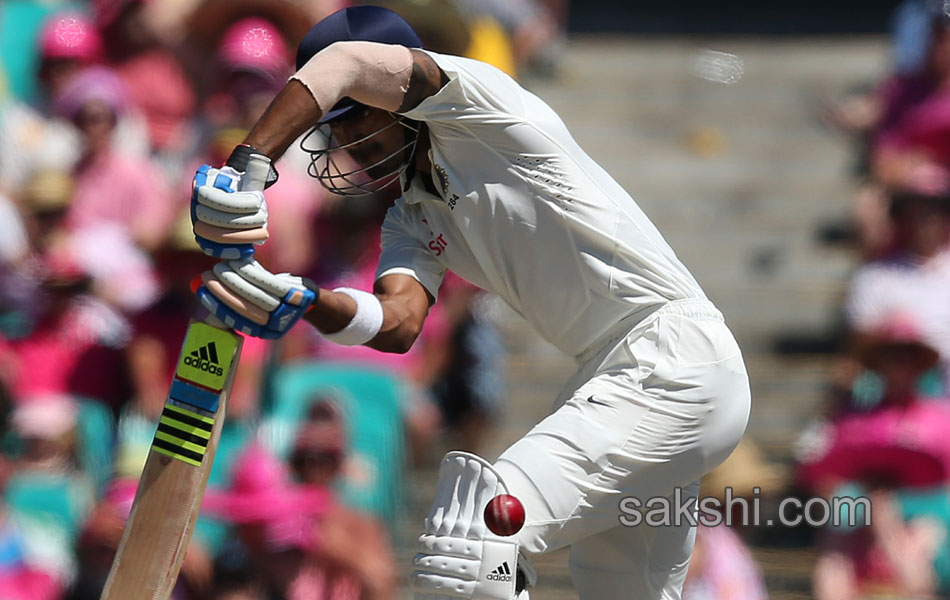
[484,494,525,536]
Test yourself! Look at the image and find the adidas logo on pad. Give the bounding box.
[183,342,223,376]
[486,562,512,582]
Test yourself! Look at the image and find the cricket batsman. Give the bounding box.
[189,6,752,599]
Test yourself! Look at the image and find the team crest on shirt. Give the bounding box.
[433,163,458,210]
[434,163,450,196]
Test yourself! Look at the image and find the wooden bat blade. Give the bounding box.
[101,320,242,600]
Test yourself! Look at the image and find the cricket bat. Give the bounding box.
[100,320,241,599]
[101,155,270,600]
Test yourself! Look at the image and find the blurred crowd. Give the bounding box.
[804,2,950,598]
[682,2,950,599]
[0,0,563,598]
[687,2,950,599]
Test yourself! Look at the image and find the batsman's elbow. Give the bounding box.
[369,338,414,354]
[369,326,420,354]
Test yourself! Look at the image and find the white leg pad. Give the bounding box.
[411,452,535,600]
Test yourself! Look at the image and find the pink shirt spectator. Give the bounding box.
[67,150,176,250]
[0,566,61,600]
[822,399,950,474]
[4,298,127,404]
[875,74,950,166]
[114,51,195,153]
[874,74,940,147]
[69,224,161,312]
[253,168,322,274]
[683,523,768,600]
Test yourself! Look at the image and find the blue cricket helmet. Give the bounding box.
[296,6,423,123]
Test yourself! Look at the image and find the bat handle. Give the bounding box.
[241,153,271,192]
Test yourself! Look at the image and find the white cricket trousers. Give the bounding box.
[494,298,751,599]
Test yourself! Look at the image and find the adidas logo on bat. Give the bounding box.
[183,342,223,376]
[486,561,512,582]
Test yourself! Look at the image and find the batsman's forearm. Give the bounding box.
[243,80,323,160]
[244,42,416,159]
[367,294,424,354]
[305,289,358,334]
[304,289,423,354]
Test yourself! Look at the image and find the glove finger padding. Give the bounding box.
[200,271,268,323]
[193,222,269,244]
[229,257,300,298]
[212,261,281,311]
[194,183,264,213]
[195,259,317,339]
[194,197,268,228]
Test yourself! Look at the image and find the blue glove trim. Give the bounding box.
[196,284,315,340]
[214,172,237,192]
[265,287,317,332]
[196,286,271,338]
[196,240,255,260]
[192,165,210,202]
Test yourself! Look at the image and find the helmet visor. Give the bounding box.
[300,113,419,196]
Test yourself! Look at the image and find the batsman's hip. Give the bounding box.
[492,304,751,553]
[625,303,751,477]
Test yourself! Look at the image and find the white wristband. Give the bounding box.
[321,287,384,346]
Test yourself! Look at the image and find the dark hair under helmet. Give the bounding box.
[296,6,422,123]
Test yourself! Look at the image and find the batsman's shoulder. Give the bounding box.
[381,196,421,232]
[398,49,450,113]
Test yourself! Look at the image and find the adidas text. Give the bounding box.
[183,356,223,376]
[486,573,512,582]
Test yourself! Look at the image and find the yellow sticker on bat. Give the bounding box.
[151,403,215,466]
[175,322,238,391]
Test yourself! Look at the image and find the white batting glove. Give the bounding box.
[191,146,275,260]
[194,257,318,339]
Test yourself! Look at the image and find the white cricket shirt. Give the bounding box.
[377,50,708,359]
